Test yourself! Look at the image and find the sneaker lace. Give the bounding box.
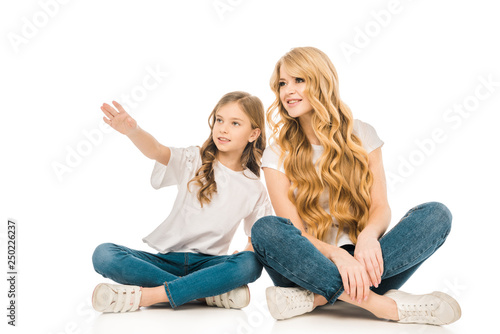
[284,289,312,310]
[399,302,437,323]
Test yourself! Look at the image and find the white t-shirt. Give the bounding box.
[262,119,384,247]
[142,146,273,256]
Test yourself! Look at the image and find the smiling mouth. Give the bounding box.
[287,99,302,105]
[218,137,230,142]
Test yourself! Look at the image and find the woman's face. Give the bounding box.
[278,65,313,119]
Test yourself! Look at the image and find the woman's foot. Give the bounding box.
[92,283,142,313]
[385,290,461,325]
[265,286,314,320]
[205,285,250,309]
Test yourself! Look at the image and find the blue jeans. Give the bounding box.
[251,202,452,304]
[92,244,262,308]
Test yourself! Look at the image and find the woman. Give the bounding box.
[251,47,461,326]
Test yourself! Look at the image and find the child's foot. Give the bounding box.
[205,285,250,309]
[266,286,314,320]
[384,290,461,325]
[92,283,142,313]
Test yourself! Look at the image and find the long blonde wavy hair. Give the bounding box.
[188,91,266,207]
[267,47,373,244]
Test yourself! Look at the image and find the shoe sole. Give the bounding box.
[431,291,462,325]
[229,285,251,309]
[239,285,251,309]
[92,283,114,312]
[265,287,284,320]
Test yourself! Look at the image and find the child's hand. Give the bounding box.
[101,101,137,136]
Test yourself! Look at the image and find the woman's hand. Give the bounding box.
[329,247,371,303]
[354,232,384,288]
[101,101,138,136]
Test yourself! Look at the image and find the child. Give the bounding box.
[92,91,273,313]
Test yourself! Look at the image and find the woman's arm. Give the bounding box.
[354,147,391,288]
[263,167,371,303]
[263,167,335,256]
[101,101,171,166]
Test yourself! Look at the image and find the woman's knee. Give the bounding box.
[251,215,291,245]
[422,202,452,236]
[407,202,452,250]
[251,216,272,241]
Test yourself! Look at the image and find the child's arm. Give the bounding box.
[101,101,171,166]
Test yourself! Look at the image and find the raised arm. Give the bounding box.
[101,101,171,166]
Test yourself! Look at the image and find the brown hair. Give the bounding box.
[188,91,266,207]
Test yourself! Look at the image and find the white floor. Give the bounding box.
[58,272,477,334]
[2,244,491,334]
[89,300,459,334]
[2,217,491,334]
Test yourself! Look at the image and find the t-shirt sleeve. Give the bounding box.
[353,120,384,154]
[261,145,286,174]
[150,146,200,189]
[243,186,274,237]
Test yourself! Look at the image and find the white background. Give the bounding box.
[1,0,499,333]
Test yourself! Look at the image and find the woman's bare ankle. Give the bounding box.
[313,293,328,309]
[379,295,399,321]
[338,291,399,321]
[370,295,399,321]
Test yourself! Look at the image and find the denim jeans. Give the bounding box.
[92,244,262,308]
[251,202,452,304]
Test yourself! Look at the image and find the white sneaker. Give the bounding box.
[92,283,142,313]
[205,285,250,309]
[385,290,461,325]
[266,286,314,320]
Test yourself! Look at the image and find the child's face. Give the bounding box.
[278,65,313,119]
[212,102,260,155]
